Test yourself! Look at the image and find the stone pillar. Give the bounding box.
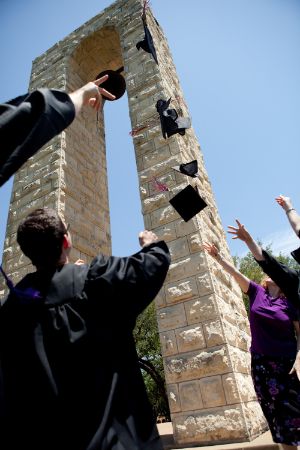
[1,0,267,446]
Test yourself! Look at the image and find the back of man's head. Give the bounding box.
[17,208,67,268]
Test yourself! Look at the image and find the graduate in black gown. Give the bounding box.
[0,75,115,187]
[0,207,170,450]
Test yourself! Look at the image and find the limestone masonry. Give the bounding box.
[1,0,267,446]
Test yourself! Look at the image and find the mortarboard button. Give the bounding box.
[95,67,126,100]
[169,184,207,222]
[172,160,199,178]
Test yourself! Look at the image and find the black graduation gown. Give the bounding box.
[0,88,75,187]
[256,249,300,306]
[0,241,170,450]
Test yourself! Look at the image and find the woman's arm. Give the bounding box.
[203,242,250,293]
[289,321,300,382]
[227,219,300,300]
[275,195,300,238]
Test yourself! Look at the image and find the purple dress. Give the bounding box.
[248,281,300,445]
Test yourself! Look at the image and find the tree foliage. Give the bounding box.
[133,302,170,420]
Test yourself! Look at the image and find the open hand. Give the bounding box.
[227,219,252,242]
[202,242,219,258]
[275,195,293,212]
[69,75,116,114]
[83,75,116,110]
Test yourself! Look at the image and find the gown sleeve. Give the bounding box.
[256,249,300,305]
[0,88,75,187]
[85,241,171,319]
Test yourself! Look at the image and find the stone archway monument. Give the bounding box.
[1,0,267,446]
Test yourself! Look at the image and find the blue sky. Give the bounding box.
[0,0,299,259]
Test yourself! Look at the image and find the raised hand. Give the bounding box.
[202,242,219,258]
[69,75,116,114]
[275,195,293,212]
[139,230,158,248]
[227,219,252,242]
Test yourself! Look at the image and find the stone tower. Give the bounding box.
[1,0,267,446]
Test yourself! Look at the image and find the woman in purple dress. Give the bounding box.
[203,230,300,450]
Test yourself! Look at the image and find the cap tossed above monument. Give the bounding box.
[95,67,126,100]
[156,98,191,139]
[169,184,207,222]
[136,0,158,64]
[172,160,199,178]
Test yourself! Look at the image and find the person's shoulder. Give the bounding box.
[247,280,263,296]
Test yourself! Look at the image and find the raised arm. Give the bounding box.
[227,219,264,261]
[227,220,300,303]
[275,195,300,238]
[203,242,250,293]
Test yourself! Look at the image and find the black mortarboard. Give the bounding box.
[169,184,207,222]
[172,160,199,178]
[156,98,191,139]
[136,14,158,65]
[95,67,126,100]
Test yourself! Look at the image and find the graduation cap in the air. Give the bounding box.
[169,184,207,222]
[156,98,191,139]
[95,67,126,101]
[172,160,199,178]
[136,1,158,64]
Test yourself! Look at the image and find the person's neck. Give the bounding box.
[36,256,69,272]
[268,285,281,298]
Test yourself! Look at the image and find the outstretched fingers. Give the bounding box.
[93,75,116,100]
[100,87,116,101]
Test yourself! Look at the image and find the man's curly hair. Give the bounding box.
[17,208,67,268]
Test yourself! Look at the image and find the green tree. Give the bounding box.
[133,302,170,420]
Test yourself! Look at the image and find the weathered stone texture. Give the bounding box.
[0,0,266,444]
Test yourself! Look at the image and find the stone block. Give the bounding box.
[143,146,171,169]
[175,324,206,353]
[179,380,203,411]
[196,271,214,296]
[155,288,166,308]
[228,345,251,375]
[175,218,199,237]
[199,375,226,408]
[172,405,249,446]
[142,192,169,213]
[150,204,178,228]
[167,236,190,261]
[152,223,176,242]
[164,346,231,383]
[185,295,218,324]
[157,303,187,332]
[160,330,178,356]
[241,401,268,439]
[167,383,181,413]
[203,320,225,347]
[222,373,257,404]
[167,252,207,283]
[166,277,198,305]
